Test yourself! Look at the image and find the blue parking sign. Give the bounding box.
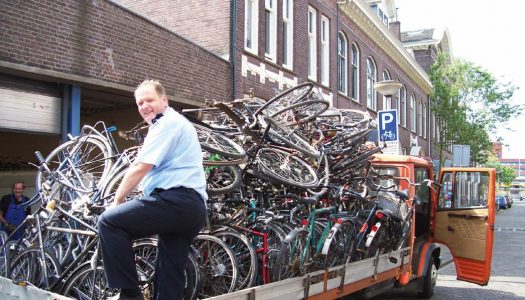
[377,110,398,142]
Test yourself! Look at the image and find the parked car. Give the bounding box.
[494,196,500,211]
[497,196,508,209]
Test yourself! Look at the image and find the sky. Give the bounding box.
[395,0,525,159]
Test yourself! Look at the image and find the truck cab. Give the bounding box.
[371,154,495,297]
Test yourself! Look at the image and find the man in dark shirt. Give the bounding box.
[0,181,31,240]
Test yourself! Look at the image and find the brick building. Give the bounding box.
[0,0,447,190]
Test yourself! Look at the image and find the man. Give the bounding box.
[0,181,31,240]
[98,80,207,300]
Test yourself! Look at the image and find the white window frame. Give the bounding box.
[351,43,360,101]
[410,93,416,132]
[400,85,406,127]
[264,0,277,61]
[321,15,329,86]
[337,32,347,95]
[395,86,401,124]
[245,0,259,55]
[417,99,423,135]
[382,70,391,110]
[366,57,377,110]
[282,0,293,69]
[308,6,317,81]
[423,102,427,138]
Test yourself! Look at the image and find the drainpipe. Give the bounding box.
[335,3,340,108]
[230,0,238,100]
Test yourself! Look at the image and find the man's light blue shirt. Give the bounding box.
[137,107,208,201]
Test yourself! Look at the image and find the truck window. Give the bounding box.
[415,167,430,237]
[415,167,430,204]
[372,167,399,190]
[438,171,490,209]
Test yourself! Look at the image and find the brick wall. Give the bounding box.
[112,0,231,59]
[0,0,232,103]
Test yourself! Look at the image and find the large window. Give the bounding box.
[351,43,359,101]
[410,93,416,132]
[417,99,423,135]
[438,171,491,209]
[282,0,293,69]
[382,70,391,110]
[400,85,406,127]
[367,57,377,110]
[423,102,427,138]
[264,0,277,61]
[244,0,259,55]
[321,16,329,86]
[337,32,347,94]
[308,6,317,81]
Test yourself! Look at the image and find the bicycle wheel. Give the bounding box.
[324,220,356,267]
[270,99,330,126]
[62,264,119,300]
[42,216,75,267]
[206,165,242,195]
[339,109,371,129]
[263,116,320,158]
[255,83,313,116]
[273,228,309,280]
[9,247,61,289]
[36,136,112,197]
[194,123,246,160]
[102,168,144,205]
[133,238,157,298]
[193,234,238,298]
[256,148,318,189]
[213,229,258,289]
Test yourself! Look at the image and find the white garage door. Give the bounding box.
[0,75,61,134]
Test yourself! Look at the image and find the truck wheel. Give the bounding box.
[419,259,437,298]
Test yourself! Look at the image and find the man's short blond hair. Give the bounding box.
[135,80,166,98]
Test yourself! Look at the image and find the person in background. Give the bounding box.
[98,80,207,300]
[0,181,31,240]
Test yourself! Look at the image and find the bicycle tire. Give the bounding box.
[206,164,242,195]
[323,219,356,267]
[36,136,113,197]
[255,83,313,116]
[213,229,258,289]
[194,123,246,160]
[61,264,119,300]
[270,99,330,126]
[256,147,318,189]
[263,115,320,158]
[9,247,62,289]
[193,234,239,298]
[272,228,309,280]
[102,168,144,205]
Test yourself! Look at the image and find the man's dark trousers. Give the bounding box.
[98,187,206,300]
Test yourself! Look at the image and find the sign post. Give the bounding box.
[377,110,399,155]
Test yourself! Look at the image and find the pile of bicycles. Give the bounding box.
[0,83,420,300]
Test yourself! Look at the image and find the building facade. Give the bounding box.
[0,0,447,190]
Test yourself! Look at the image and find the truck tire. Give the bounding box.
[419,259,438,298]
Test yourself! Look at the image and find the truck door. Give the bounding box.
[434,168,495,285]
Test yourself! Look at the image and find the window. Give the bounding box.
[417,99,423,135]
[308,6,317,81]
[337,32,347,94]
[382,70,391,110]
[400,85,406,127]
[423,102,427,138]
[245,0,259,55]
[264,0,277,61]
[282,0,293,69]
[395,85,400,124]
[438,171,491,209]
[367,57,377,110]
[351,43,360,100]
[410,93,416,132]
[321,16,329,86]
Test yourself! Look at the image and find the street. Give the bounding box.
[375,201,525,299]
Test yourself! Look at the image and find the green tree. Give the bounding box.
[483,156,517,187]
[429,53,521,166]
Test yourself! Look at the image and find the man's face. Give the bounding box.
[12,183,24,198]
[135,85,168,124]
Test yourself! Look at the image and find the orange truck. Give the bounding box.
[208,154,496,300]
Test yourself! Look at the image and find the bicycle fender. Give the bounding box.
[321,223,341,255]
[283,227,309,243]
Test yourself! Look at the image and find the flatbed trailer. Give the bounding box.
[207,247,410,300]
